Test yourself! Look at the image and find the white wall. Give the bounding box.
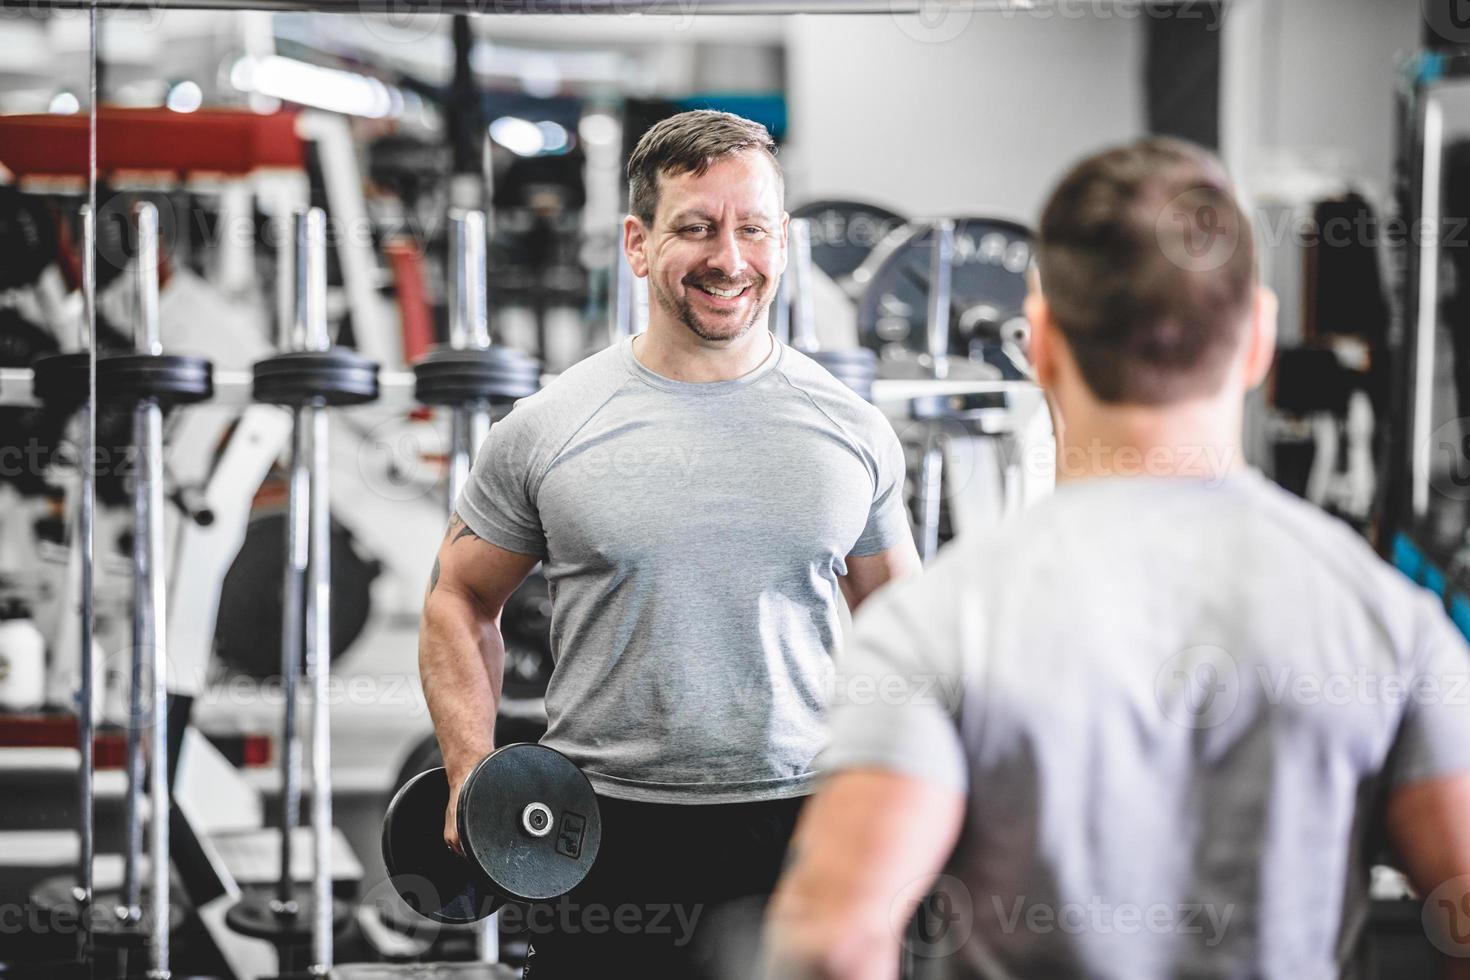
[781,10,1147,227]
[1222,0,1422,207]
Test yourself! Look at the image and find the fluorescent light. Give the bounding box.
[537,121,569,154]
[166,81,203,114]
[230,55,396,119]
[489,116,545,157]
[578,112,619,148]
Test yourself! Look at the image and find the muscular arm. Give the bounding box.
[419,511,540,854]
[1386,773,1470,979]
[839,539,922,613]
[764,769,965,980]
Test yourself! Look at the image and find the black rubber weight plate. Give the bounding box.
[790,200,908,283]
[253,349,380,407]
[854,217,1034,361]
[458,744,600,904]
[97,353,212,405]
[382,767,503,924]
[30,352,92,410]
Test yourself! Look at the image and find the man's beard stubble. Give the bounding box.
[652,273,772,344]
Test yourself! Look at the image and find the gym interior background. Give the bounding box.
[0,0,1466,976]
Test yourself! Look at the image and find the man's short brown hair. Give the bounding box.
[626,110,782,226]
[1037,137,1256,405]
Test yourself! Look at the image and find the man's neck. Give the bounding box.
[1050,392,1246,483]
[633,317,774,382]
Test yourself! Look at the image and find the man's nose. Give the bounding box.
[704,227,748,278]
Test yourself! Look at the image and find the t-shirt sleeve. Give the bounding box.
[821,549,971,793]
[1386,592,1470,790]
[453,403,547,558]
[850,419,914,558]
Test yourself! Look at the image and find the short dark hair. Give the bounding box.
[1037,137,1256,405]
[626,110,782,226]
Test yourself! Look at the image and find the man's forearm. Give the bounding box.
[419,587,506,775]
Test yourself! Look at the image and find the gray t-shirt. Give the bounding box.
[825,470,1470,979]
[458,336,911,804]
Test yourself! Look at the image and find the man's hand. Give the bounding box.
[444,767,469,857]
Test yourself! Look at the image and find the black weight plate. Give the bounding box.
[414,346,541,406]
[382,767,502,924]
[30,352,91,410]
[0,187,57,292]
[253,350,380,407]
[458,744,599,904]
[30,875,191,939]
[854,217,1034,366]
[791,200,908,284]
[97,353,212,405]
[224,888,351,941]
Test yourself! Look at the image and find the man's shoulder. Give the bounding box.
[773,346,895,443]
[500,342,631,434]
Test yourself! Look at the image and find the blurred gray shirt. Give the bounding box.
[458,336,911,804]
[825,469,1470,979]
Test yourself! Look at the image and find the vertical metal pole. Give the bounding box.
[915,218,955,563]
[446,210,497,962]
[276,411,307,914]
[305,401,332,974]
[789,219,818,353]
[1412,96,1443,520]
[121,202,162,920]
[917,433,944,564]
[73,3,100,958]
[299,207,334,974]
[142,395,169,979]
[926,220,956,381]
[120,200,171,979]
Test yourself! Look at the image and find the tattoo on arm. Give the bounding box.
[447,511,480,545]
[428,512,481,597]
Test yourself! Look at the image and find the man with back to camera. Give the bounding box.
[418,109,922,976]
[762,137,1470,979]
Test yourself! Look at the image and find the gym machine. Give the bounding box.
[223,207,379,976]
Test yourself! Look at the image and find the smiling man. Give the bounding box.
[418,110,920,977]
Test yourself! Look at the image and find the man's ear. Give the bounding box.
[1025,289,1057,391]
[1241,285,1278,391]
[623,215,650,278]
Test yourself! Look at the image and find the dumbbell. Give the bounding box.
[381,743,601,924]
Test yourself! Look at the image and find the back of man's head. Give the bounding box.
[1036,138,1256,406]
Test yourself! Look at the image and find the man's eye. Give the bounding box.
[683,225,709,235]
[743,226,767,237]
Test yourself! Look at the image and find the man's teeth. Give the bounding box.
[698,285,745,298]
